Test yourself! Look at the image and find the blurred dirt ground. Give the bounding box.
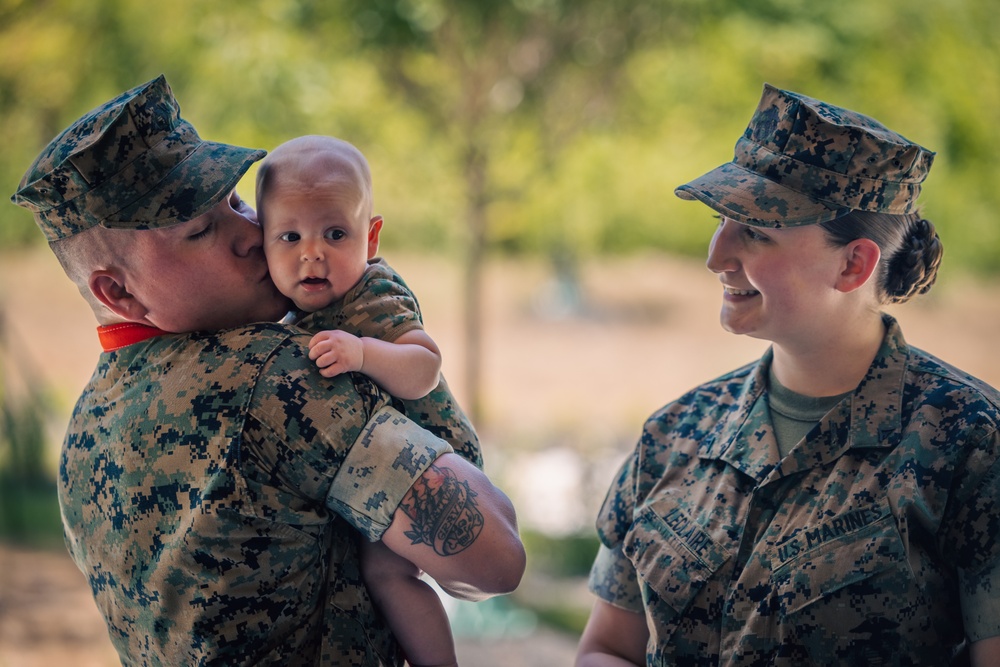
[3,246,1000,666]
[0,543,581,667]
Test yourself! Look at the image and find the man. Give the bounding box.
[11,75,524,666]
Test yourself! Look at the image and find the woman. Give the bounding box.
[576,84,1000,666]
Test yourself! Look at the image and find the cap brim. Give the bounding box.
[104,140,266,229]
[674,161,847,227]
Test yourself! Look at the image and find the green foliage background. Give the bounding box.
[2,0,999,271]
[0,1,997,634]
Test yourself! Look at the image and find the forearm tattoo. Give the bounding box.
[399,463,485,556]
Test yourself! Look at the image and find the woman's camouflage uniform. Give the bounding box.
[590,316,1000,665]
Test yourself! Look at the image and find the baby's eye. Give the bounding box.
[325,229,347,240]
[279,231,301,242]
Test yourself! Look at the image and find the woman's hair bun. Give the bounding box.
[883,217,943,304]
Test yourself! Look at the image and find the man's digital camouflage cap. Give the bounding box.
[675,83,936,227]
[11,75,266,241]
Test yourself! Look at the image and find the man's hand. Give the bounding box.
[308,329,364,378]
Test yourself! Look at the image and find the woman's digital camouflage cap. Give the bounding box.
[675,83,936,228]
[11,75,266,242]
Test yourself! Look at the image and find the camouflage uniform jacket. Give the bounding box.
[59,322,452,666]
[294,258,482,468]
[590,315,1000,666]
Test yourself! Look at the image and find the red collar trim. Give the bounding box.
[97,323,169,352]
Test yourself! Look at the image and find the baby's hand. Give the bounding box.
[308,330,364,378]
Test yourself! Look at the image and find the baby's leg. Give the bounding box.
[361,539,458,667]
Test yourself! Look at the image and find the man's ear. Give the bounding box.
[89,270,149,321]
[836,238,881,293]
[367,215,384,259]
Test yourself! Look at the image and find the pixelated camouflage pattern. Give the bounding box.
[295,258,483,469]
[11,75,265,241]
[60,322,452,665]
[590,315,1000,665]
[675,83,936,227]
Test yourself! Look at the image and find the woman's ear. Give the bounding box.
[836,238,881,293]
[89,269,149,321]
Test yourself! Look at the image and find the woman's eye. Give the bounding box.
[279,232,300,242]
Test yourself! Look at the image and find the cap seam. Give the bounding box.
[104,143,263,227]
[22,117,188,216]
[679,181,844,227]
[32,129,201,224]
[102,138,204,222]
[724,161,873,217]
[738,137,926,186]
[33,139,260,232]
[17,100,139,211]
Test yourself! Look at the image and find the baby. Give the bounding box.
[256,135,482,667]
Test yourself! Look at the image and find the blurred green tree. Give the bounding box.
[330,0,679,419]
[0,310,61,545]
[2,0,999,426]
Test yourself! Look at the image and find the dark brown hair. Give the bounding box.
[820,210,943,305]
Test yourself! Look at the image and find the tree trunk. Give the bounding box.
[462,144,488,426]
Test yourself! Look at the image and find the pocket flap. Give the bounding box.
[624,501,729,611]
[773,512,907,615]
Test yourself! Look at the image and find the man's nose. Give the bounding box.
[231,209,263,258]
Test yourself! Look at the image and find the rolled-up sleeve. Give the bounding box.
[244,334,450,539]
[589,450,644,612]
[327,406,453,541]
[589,542,644,612]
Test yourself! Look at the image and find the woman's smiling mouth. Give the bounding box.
[724,286,759,297]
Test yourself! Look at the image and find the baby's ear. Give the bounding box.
[89,270,148,321]
[367,215,384,258]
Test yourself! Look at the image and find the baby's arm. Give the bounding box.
[308,328,442,400]
[361,540,458,667]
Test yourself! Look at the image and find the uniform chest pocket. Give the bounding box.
[771,510,912,616]
[623,499,730,638]
[768,510,922,664]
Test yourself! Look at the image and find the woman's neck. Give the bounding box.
[770,312,886,397]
